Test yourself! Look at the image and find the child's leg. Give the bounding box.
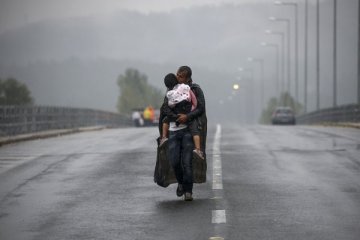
[192,134,204,159]
[159,122,169,147]
[162,122,169,139]
[193,135,201,150]
[189,120,204,159]
[189,120,201,150]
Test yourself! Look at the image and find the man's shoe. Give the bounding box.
[176,184,184,197]
[184,192,193,201]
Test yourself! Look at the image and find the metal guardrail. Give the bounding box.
[296,104,360,124]
[0,105,132,136]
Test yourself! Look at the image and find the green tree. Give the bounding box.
[0,78,34,105]
[117,68,163,114]
[259,92,303,124]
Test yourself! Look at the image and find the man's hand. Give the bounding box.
[176,114,188,124]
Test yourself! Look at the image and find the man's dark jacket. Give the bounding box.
[154,82,207,187]
[158,82,207,155]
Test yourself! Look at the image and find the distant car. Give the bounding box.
[271,106,296,125]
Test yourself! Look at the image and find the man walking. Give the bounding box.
[164,66,207,201]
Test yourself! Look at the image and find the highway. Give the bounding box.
[0,124,359,240]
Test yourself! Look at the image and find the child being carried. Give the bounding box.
[159,73,204,160]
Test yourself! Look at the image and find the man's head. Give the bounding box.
[176,66,192,84]
[164,73,178,90]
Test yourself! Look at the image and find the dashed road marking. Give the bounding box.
[209,237,225,240]
[210,124,226,239]
[212,210,226,224]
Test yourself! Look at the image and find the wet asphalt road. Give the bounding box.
[0,124,359,240]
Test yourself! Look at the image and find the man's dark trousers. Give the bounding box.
[168,128,194,193]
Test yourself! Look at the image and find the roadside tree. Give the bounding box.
[0,78,34,105]
[117,68,163,114]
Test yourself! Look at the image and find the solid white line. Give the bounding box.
[212,210,226,224]
[212,124,222,190]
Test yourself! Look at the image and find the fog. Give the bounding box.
[0,0,358,124]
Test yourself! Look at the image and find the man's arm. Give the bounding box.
[177,84,205,124]
[187,85,205,121]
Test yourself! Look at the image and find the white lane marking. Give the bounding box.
[210,196,222,200]
[212,210,226,224]
[212,124,222,190]
[210,125,226,240]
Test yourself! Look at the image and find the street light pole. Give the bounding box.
[333,0,337,107]
[261,42,280,100]
[238,67,255,123]
[294,3,299,105]
[274,1,299,106]
[265,30,285,100]
[248,58,265,112]
[304,0,308,113]
[358,0,360,104]
[316,0,320,110]
[269,17,291,106]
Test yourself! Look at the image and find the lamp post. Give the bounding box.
[247,57,265,112]
[358,0,360,104]
[269,17,291,104]
[304,0,309,113]
[316,0,320,110]
[274,1,299,106]
[231,83,241,123]
[265,30,286,102]
[238,67,255,123]
[261,42,280,101]
[333,0,337,107]
[238,67,254,82]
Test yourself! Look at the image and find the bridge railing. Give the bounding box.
[0,105,132,136]
[296,104,360,124]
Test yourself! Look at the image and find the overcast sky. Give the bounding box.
[0,0,357,114]
[0,0,267,33]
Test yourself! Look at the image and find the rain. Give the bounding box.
[0,0,358,124]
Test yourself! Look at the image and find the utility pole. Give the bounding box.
[304,0,308,112]
[295,3,299,105]
[265,30,285,103]
[316,0,320,110]
[358,0,360,105]
[269,17,291,106]
[261,42,280,100]
[333,0,337,107]
[247,58,265,112]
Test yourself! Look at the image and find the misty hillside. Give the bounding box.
[0,58,232,118]
[0,4,268,68]
[0,3,270,118]
[0,1,358,121]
